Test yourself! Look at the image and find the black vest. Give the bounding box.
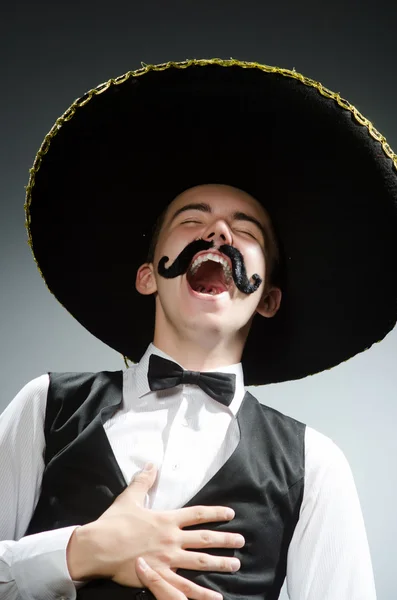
[26,371,305,600]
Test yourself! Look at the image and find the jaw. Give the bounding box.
[154,276,254,360]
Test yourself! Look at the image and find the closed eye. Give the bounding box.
[180,220,258,241]
[235,229,257,240]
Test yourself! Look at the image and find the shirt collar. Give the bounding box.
[134,342,246,416]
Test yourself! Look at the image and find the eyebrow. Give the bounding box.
[169,202,268,242]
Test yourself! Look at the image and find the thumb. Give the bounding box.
[127,463,158,506]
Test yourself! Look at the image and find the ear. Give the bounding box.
[255,286,282,318]
[135,263,158,296]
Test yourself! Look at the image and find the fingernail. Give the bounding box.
[137,557,148,571]
[144,462,154,471]
[231,558,240,571]
[226,509,235,519]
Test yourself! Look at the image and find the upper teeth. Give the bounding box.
[189,253,232,280]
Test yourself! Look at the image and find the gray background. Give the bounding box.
[1,1,396,598]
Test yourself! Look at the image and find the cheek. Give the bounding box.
[244,245,266,276]
[154,233,189,265]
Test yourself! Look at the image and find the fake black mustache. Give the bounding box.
[157,239,262,294]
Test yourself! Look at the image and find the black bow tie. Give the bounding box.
[147,354,236,407]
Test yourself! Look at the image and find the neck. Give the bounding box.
[153,325,249,371]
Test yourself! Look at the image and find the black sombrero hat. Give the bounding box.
[25,59,397,385]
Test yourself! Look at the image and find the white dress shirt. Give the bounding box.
[0,344,377,599]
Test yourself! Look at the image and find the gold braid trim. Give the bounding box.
[23,58,397,369]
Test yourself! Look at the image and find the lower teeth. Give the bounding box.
[196,287,220,294]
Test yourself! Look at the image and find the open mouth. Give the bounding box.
[186,253,232,296]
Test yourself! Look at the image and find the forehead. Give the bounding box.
[163,184,271,225]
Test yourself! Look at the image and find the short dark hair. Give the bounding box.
[146,205,284,290]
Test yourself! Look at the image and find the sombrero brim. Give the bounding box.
[26,59,397,385]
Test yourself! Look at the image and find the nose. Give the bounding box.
[202,218,233,247]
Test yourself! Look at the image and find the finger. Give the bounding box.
[175,506,235,528]
[159,568,223,600]
[181,530,245,550]
[135,557,187,600]
[172,550,240,573]
[123,464,158,505]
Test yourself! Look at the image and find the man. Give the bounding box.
[1,58,396,600]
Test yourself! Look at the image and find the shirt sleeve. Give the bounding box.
[286,426,377,600]
[0,375,79,600]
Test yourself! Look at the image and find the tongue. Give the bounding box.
[194,282,227,294]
